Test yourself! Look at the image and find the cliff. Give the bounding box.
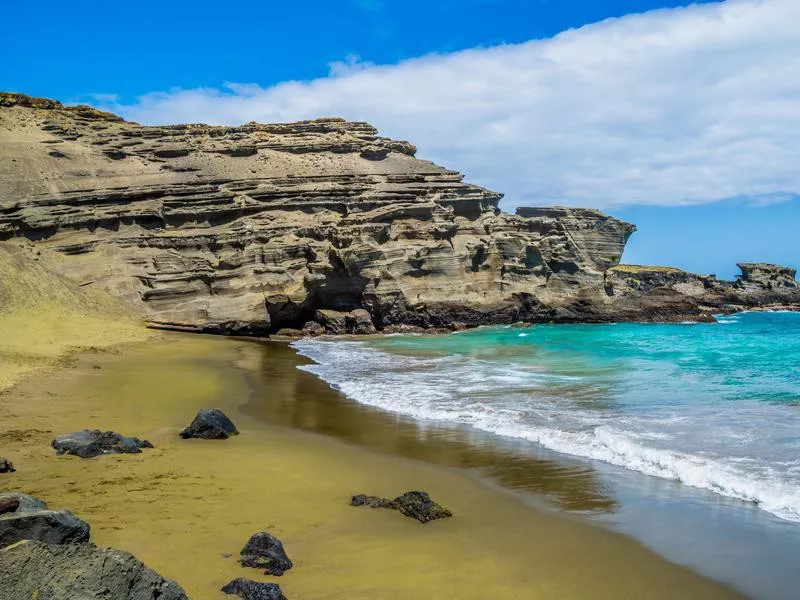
[606,263,800,318]
[0,92,797,334]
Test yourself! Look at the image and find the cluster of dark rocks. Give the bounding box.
[221,488,454,600]
[223,532,294,600]
[2,404,454,599]
[274,308,378,338]
[20,409,240,468]
[0,492,188,600]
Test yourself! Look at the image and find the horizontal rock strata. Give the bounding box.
[1,92,797,331]
[606,264,800,319]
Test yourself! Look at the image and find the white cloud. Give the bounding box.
[110,0,800,211]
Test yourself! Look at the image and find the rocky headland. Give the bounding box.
[1,91,797,337]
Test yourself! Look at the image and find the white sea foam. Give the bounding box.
[292,332,800,523]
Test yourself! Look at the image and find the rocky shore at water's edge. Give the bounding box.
[1,91,797,340]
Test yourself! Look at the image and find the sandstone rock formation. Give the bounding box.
[736,263,798,291]
[1,92,797,331]
[606,264,800,318]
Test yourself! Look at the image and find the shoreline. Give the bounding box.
[0,332,742,599]
[262,304,800,343]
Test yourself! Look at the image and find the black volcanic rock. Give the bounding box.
[351,490,453,523]
[0,540,189,600]
[0,492,47,513]
[238,532,293,576]
[180,408,239,440]
[52,430,154,458]
[0,493,90,549]
[222,578,287,600]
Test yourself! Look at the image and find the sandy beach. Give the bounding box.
[0,329,743,599]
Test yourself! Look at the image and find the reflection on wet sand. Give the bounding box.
[242,341,618,514]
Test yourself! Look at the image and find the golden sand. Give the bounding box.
[0,331,742,599]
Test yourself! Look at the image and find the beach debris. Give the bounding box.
[222,578,288,600]
[0,540,189,600]
[0,457,15,473]
[52,430,154,458]
[351,490,453,524]
[0,493,90,549]
[238,532,293,576]
[180,408,239,440]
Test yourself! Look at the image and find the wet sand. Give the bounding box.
[0,333,742,599]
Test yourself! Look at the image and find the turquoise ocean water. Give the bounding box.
[294,312,800,523]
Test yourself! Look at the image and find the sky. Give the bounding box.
[4,0,798,279]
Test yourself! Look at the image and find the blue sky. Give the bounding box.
[6,0,722,102]
[5,0,798,279]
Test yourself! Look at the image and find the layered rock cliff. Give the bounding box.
[1,92,797,334]
[605,263,799,319]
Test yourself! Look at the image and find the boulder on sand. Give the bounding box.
[0,493,90,549]
[180,408,239,440]
[0,492,47,513]
[0,540,189,600]
[52,430,154,458]
[222,578,287,600]
[0,497,20,516]
[238,532,293,576]
[0,457,15,473]
[351,490,452,523]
